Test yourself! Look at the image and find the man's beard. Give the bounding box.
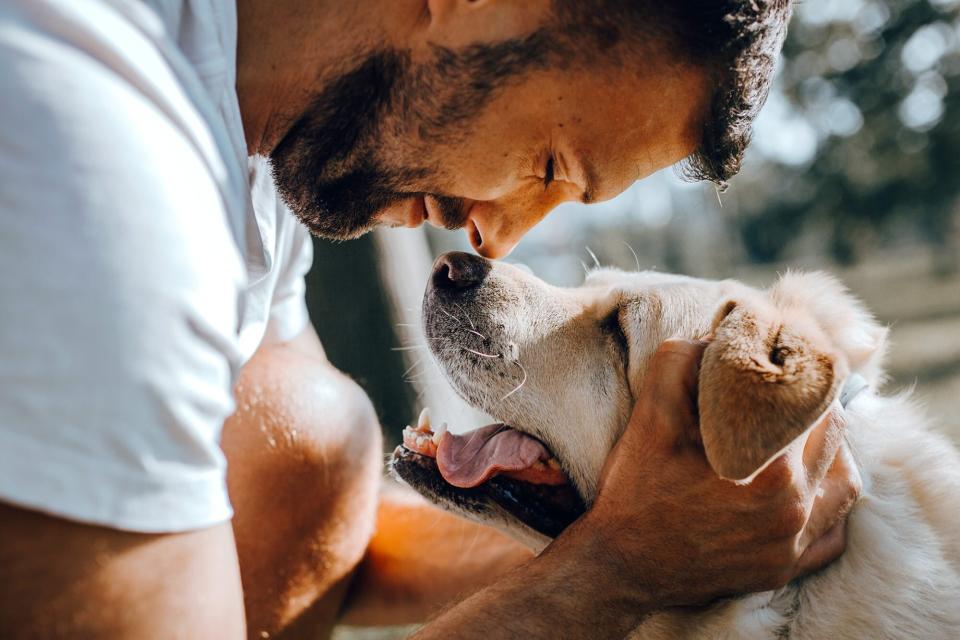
[269,51,469,240]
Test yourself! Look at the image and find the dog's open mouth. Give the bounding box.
[391,411,586,538]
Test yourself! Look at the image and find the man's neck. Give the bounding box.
[235,0,423,156]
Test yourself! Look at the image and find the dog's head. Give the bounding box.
[391,252,886,549]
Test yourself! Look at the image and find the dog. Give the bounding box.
[391,251,960,639]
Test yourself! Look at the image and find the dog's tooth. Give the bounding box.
[416,435,427,448]
[417,407,431,431]
[547,458,561,470]
[431,422,448,445]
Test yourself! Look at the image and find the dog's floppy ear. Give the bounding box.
[698,296,847,481]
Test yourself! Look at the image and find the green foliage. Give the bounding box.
[736,0,960,265]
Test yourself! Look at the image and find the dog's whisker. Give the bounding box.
[438,305,462,325]
[391,345,426,352]
[463,328,487,340]
[585,246,601,269]
[622,240,641,272]
[501,360,528,401]
[462,347,501,359]
[454,303,477,331]
[402,357,425,379]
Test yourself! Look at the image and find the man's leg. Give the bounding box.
[220,337,383,639]
[0,505,246,639]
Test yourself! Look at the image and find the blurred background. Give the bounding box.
[311,0,959,452]
[316,0,960,636]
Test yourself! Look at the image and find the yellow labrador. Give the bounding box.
[392,251,960,639]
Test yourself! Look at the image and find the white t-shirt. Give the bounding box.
[0,0,314,532]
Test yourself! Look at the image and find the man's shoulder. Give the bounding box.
[0,0,246,299]
[2,0,243,244]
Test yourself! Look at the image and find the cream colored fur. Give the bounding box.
[424,265,960,638]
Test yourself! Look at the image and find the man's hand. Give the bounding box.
[576,338,862,607]
[414,339,861,639]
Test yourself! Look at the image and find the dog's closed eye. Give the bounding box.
[601,308,629,358]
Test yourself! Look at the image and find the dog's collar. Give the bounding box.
[840,373,870,408]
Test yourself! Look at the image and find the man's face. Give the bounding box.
[269,24,709,259]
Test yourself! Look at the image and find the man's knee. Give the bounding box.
[221,342,383,635]
[224,342,383,499]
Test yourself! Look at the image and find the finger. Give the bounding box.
[802,407,847,488]
[750,407,846,498]
[798,444,861,550]
[795,519,846,577]
[643,339,707,404]
[749,439,805,498]
[634,339,707,447]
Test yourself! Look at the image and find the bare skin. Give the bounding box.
[0,510,245,639]
[237,0,710,258]
[0,1,862,638]
[340,482,533,626]
[220,328,383,638]
[0,326,384,640]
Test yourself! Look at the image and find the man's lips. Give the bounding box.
[377,196,427,229]
[377,194,473,232]
[423,194,468,230]
[377,195,466,230]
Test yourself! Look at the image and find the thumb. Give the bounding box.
[632,338,707,448]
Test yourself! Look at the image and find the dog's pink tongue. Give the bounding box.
[436,424,548,488]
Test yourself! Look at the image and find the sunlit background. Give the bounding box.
[315,0,960,636]
[313,0,959,443]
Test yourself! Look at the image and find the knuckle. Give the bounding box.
[651,339,700,369]
[841,460,864,500]
[771,499,808,539]
[827,409,848,433]
[845,470,864,502]
[753,456,795,495]
[658,337,697,354]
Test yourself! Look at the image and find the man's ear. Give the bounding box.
[698,297,847,481]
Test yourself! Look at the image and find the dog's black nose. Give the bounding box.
[431,251,491,290]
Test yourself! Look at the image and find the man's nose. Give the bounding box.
[467,205,546,260]
[431,251,491,291]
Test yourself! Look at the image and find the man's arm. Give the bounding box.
[0,506,246,639]
[410,517,658,639]
[339,482,533,626]
[413,340,861,638]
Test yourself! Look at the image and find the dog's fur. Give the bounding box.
[417,258,960,638]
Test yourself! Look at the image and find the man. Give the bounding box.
[0,0,859,638]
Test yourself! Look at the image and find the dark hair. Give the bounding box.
[551,0,793,189]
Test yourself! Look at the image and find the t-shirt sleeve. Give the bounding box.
[263,215,314,344]
[0,8,245,532]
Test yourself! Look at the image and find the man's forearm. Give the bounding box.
[412,518,655,639]
[339,483,532,626]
